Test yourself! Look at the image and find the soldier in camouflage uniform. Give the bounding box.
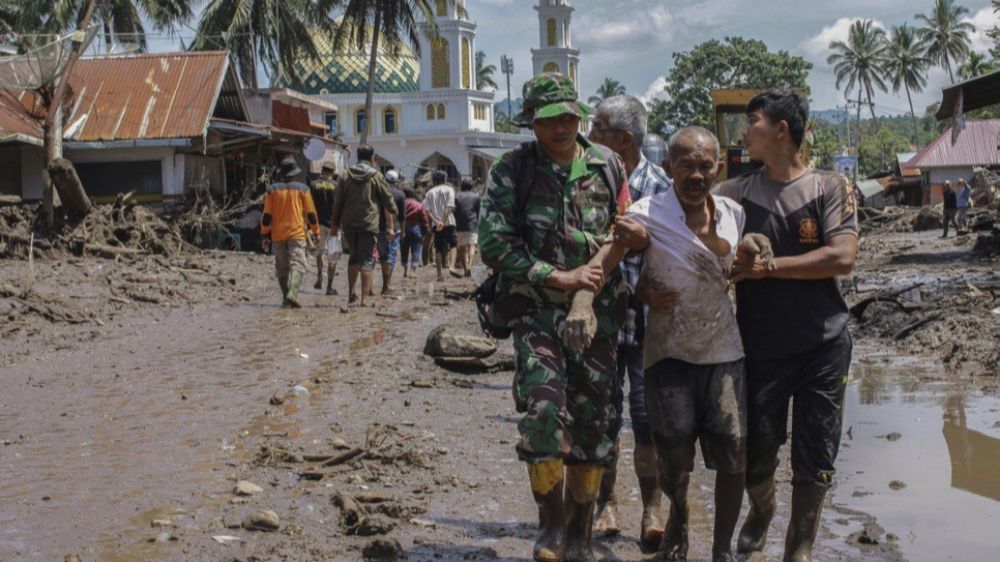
[479,73,635,562]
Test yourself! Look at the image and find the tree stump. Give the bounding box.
[47,158,93,218]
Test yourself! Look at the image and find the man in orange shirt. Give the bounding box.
[261,156,320,308]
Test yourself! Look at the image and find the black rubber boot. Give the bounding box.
[564,465,603,562]
[528,460,566,562]
[738,476,777,554]
[278,276,289,305]
[783,483,828,562]
[286,270,303,308]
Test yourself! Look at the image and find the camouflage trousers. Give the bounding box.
[511,309,619,467]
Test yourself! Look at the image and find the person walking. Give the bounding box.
[310,161,339,295]
[423,171,458,282]
[331,145,396,309]
[956,178,973,233]
[377,169,407,294]
[942,181,958,238]
[587,95,672,546]
[260,156,319,308]
[717,89,858,562]
[454,177,481,277]
[401,187,430,277]
[479,72,634,562]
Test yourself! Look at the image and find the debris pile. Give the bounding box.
[423,324,514,372]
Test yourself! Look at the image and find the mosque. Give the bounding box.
[289,0,580,183]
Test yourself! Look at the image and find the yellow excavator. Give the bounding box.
[710,88,813,181]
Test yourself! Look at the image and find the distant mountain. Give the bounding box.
[494,97,523,118]
[812,109,849,124]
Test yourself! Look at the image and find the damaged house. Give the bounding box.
[0,51,344,204]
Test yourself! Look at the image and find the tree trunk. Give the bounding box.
[905,84,919,146]
[48,158,93,218]
[856,88,863,148]
[359,10,382,146]
[946,59,954,84]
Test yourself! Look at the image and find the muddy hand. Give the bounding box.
[564,291,598,352]
[737,233,776,270]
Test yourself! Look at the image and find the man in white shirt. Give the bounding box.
[423,170,458,282]
[621,126,747,562]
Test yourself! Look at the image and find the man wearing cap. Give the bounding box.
[261,156,320,308]
[479,72,633,562]
[311,162,340,295]
[377,169,407,294]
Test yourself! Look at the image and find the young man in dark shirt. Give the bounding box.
[715,89,858,562]
[454,177,481,277]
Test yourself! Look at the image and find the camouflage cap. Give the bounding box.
[512,72,590,127]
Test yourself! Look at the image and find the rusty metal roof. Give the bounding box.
[62,51,247,142]
[0,90,42,141]
[906,119,1000,169]
[936,70,1000,120]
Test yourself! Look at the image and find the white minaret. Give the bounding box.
[417,0,477,91]
[530,0,580,88]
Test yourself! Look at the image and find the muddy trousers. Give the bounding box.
[511,313,619,467]
[272,239,309,279]
[744,330,853,488]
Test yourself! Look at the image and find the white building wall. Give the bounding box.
[19,146,45,201]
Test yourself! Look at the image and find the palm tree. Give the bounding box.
[827,19,888,146]
[884,24,931,145]
[915,0,974,83]
[335,0,465,145]
[194,0,333,88]
[958,50,993,80]
[587,77,625,106]
[475,50,496,90]
[94,0,194,53]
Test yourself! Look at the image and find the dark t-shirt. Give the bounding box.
[715,168,858,359]
[943,188,957,210]
[310,179,336,228]
[379,186,407,232]
[454,191,481,232]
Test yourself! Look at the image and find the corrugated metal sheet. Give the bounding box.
[0,90,42,139]
[906,120,1000,169]
[64,51,238,141]
[897,152,920,177]
[857,179,885,198]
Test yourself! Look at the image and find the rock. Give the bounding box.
[269,394,284,406]
[410,517,436,529]
[211,535,243,545]
[881,432,902,441]
[64,555,82,562]
[152,531,173,543]
[433,354,515,373]
[234,480,263,496]
[912,207,942,231]
[242,509,280,531]
[423,325,496,358]
[150,519,173,528]
[362,538,403,559]
[856,529,879,545]
[356,515,396,536]
[889,480,907,491]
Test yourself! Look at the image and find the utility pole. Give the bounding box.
[500,55,513,131]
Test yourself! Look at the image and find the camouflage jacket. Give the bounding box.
[479,137,630,336]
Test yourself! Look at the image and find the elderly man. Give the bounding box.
[479,72,635,562]
[593,127,747,562]
[717,89,857,562]
[587,95,672,546]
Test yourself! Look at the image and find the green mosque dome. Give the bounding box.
[290,22,421,95]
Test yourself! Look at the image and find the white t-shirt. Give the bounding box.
[423,184,456,227]
[626,188,745,367]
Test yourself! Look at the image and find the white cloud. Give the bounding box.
[574,5,687,50]
[965,6,999,54]
[638,76,669,107]
[797,17,888,66]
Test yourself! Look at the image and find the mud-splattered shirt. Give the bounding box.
[715,168,858,359]
[626,188,745,367]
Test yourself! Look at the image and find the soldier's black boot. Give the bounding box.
[738,476,777,554]
[278,276,289,306]
[783,483,828,562]
[286,270,303,308]
[564,464,603,562]
[528,460,566,562]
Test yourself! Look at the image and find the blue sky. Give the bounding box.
[144,0,998,115]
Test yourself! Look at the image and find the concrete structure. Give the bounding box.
[290,1,569,183]
[531,0,579,91]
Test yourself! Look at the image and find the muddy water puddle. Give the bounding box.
[833,349,1000,561]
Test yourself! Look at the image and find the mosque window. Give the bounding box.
[437,103,446,120]
[546,18,557,47]
[436,0,447,17]
[474,103,487,121]
[426,104,436,120]
[324,111,338,134]
[569,63,576,85]
[355,109,366,135]
[564,20,570,47]
[461,38,472,90]
[543,61,560,73]
[383,108,397,134]
[431,37,450,89]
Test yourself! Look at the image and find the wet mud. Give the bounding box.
[0,206,996,561]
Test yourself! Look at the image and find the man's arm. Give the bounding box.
[733,234,857,281]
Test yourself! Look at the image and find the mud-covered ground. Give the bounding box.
[0,204,995,562]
